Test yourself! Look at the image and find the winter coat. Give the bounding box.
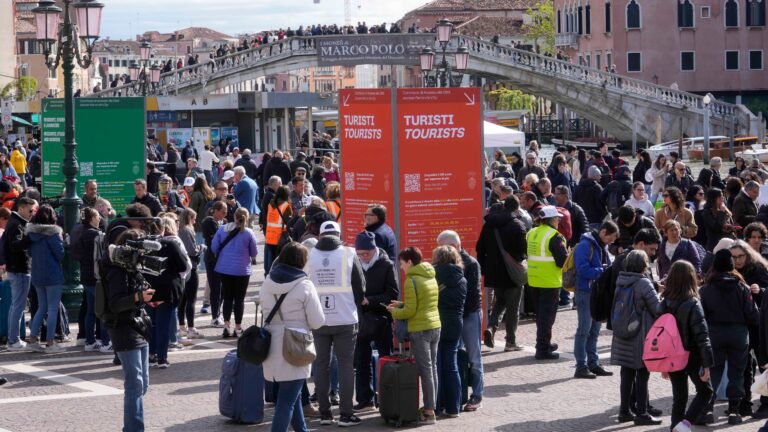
[700,273,759,327]
[633,160,651,185]
[233,176,259,215]
[143,237,191,306]
[365,221,397,260]
[660,298,714,368]
[25,223,64,287]
[435,263,467,341]
[211,224,259,276]
[390,262,441,333]
[71,224,101,286]
[574,232,610,292]
[657,238,701,279]
[600,176,633,215]
[3,211,31,273]
[654,205,697,239]
[263,157,292,185]
[610,272,661,369]
[732,191,758,229]
[665,172,696,195]
[460,250,482,316]
[611,212,656,255]
[234,154,258,180]
[699,207,736,250]
[574,177,606,224]
[360,248,399,317]
[515,164,546,185]
[131,193,163,216]
[648,164,670,194]
[475,211,527,288]
[261,263,325,382]
[741,263,768,306]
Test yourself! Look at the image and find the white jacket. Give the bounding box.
[261,272,325,382]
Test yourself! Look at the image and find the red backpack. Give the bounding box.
[642,313,690,373]
[555,206,572,241]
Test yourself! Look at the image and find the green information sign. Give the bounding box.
[42,98,146,212]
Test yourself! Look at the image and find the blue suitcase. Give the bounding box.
[0,280,25,341]
[220,350,264,424]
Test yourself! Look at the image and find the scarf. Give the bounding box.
[361,248,380,272]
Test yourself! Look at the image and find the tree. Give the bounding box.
[0,77,38,100]
[487,88,537,112]
[522,1,556,56]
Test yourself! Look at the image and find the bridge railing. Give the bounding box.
[456,36,737,119]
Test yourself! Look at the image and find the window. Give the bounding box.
[725,0,739,26]
[681,51,695,70]
[605,1,612,32]
[747,0,766,26]
[701,5,711,17]
[578,5,584,34]
[606,51,613,69]
[596,52,602,70]
[627,52,641,71]
[586,4,592,34]
[626,0,641,28]
[586,53,591,67]
[678,0,694,27]
[108,59,113,67]
[121,60,128,67]
[558,10,562,33]
[725,50,739,70]
[750,50,763,69]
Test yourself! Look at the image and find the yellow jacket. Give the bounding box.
[390,263,441,333]
[10,149,26,175]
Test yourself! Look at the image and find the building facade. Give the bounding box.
[0,1,15,91]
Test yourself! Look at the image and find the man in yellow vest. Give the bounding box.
[526,206,568,360]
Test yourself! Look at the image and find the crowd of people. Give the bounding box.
[7,131,768,432]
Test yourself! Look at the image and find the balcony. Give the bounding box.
[556,33,579,48]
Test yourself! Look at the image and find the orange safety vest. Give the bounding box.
[326,200,341,221]
[265,202,291,245]
[178,189,191,207]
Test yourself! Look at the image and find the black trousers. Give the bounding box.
[620,367,649,415]
[709,324,749,406]
[178,269,198,328]
[530,287,559,354]
[353,321,393,404]
[219,274,250,325]
[669,354,713,428]
[487,285,523,344]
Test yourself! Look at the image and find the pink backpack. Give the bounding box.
[642,313,690,373]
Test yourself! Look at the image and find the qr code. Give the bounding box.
[345,172,355,191]
[80,162,93,177]
[404,174,421,193]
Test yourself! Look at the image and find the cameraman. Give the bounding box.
[105,228,155,432]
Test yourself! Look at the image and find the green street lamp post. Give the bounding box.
[129,41,161,97]
[33,0,104,319]
[419,18,469,88]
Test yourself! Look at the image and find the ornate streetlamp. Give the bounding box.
[419,18,468,87]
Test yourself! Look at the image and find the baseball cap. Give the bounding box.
[539,206,561,219]
[221,170,235,181]
[319,221,341,236]
[183,177,195,187]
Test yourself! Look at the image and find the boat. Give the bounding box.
[648,136,729,160]
[687,136,761,160]
[738,148,768,163]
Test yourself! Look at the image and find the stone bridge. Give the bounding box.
[91,34,760,143]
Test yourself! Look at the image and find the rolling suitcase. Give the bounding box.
[219,350,265,424]
[378,345,420,426]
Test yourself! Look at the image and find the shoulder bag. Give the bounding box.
[212,228,240,265]
[274,294,317,367]
[275,204,293,254]
[237,292,288,365]
[493,228,528,286]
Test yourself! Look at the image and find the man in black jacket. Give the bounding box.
[352,231,398,412]
[131,179,163,216]
[554,185,589,249]
[4,197,37,350]
[476,196,527,352]
[575,166,607,229]
[263,150,293,186]
[234,149,259,180]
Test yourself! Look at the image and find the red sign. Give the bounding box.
[396,88,484,260]
[339,89,395,245]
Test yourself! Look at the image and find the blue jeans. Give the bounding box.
[271,379,309,432]
[574,290,601,370]
[147,303,173,361]
[117,345,149,432]
[264,245,277,276]
[30,284,63,342]
[169,307,178,344]
[83,285,110,345]
[436,336,462,415]
[7,272,30,344]
[460,310,484,399]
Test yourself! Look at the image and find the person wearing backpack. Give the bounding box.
[659,260,714,432]
[601,165,633,220]
[610,250,663,425]
[573,221,619,379]
[700,249,759,425]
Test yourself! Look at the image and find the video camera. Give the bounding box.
[40,196,64,208]
[108,236,167,277]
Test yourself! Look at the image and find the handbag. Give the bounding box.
[274,294,317,367]
[237,293,288,365]
[394,277,419,343]
[493,228,528,286]
[753,369,768,397]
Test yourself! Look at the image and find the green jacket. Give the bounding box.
[390,263,441,333]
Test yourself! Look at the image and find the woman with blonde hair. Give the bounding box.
[211,207,259,338]
[322,156,340,183]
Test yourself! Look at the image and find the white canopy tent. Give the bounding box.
[483,121,526,160]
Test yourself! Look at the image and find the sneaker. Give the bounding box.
[418,413,436,425]
[633,414,662,426]
[200,305,210,314]
[320,412,335,425]
[211,317,224,327]
[504,342,523,352]
[463,396,482,412]
[179,337,194,346]
[28,342,46,353]
[232,329,242,338]
[589,365,614,376]
[55,335,72,343]
[149,355,158,367]
[338,414,361,427]
[534,351,559,360]
[672,419,692,432]
[222,328,231,338]
[84,342,103,352]
[187,328,204,339]
[574,367,596,379]
[330,391,340,406]
[44,343,64,353]
[483,328,495,349]
[99,343,114,354]
[168,342,184,351]
[8,340,28,351]
[157,359,170,369]
[303,403,321,418]
[353,401,375,412]
[439,412,459,418]
[617,411,634,423]
[728,412,742,425]
[75,338,86,347]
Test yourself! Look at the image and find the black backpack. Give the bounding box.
[590,265,615,326]
[606,186,623,219]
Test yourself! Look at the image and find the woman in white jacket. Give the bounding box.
[262,242,325,432]
[648,154,671,205]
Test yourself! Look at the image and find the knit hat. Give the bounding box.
[588,166,602,180]
[713,249,734,273]
[355,231,377,250]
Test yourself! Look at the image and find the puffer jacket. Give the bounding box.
[262,263,325,382]
[435,263,467,341]
[610,272,661,369]
[211,223,259,276]
[71,224,101,286]
[25,223,64,287]
[390,262,441,333]
[660,298,714,367]
[574,232,610,292]
[700,273,759,327]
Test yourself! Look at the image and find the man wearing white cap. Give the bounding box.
[220,170,235,185]
[306,221,366,427]
[525,205,568,361]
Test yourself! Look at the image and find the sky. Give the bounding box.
[99,0,430,40]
